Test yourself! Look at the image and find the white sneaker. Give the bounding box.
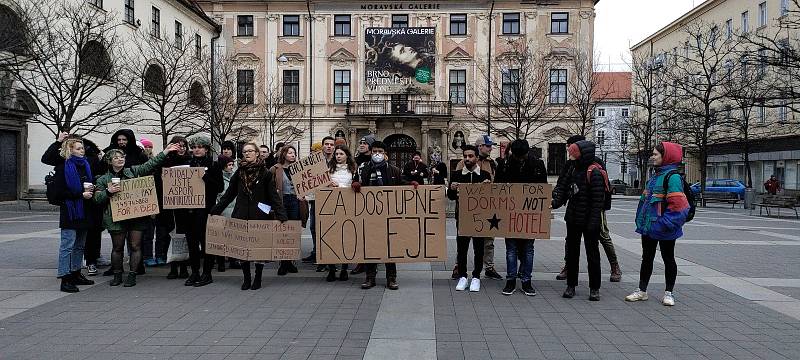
[455,277,468,291]
[469,278,481,292]
[87,264,98,276]
[625,289,649,302]
[662,291,675,306]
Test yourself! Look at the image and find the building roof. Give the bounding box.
[176,0,221,33]
[593,72,631,101]
[630,0,718,51]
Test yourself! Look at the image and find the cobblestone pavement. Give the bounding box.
[0,199,799,359]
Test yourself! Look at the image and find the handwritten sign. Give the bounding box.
[162,167,206,209]
[456,183,552,239]
[110,175,160,222]
[315,185,447,264]
[288,151,332,198]
[205,215,302,261]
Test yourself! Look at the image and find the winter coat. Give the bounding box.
[356,161,406,187]
[41,141,101,229]
[635,142,690,240]
[217,171,236,218]
[447,166,492,228]
[104,129,148,167]
[93,152,167,232]
[494,153,547,184]
[171,155,223,228]
[355,153,371,166]
[211,163,288,221]
[430,162,448,185]
[456,155,496,181]
[557,140,605,231]
[403,160,428,184]
[551,160,576,209]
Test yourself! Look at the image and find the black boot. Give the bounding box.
[194,273,213,287]
[339,269,349,281]
[217,257,225,272]
[110,272,123,286]
[563,286,576,298]
[277,261,288,276]
[241,263,252,290]
[167,263,179,279]
[72,271,95,286]
[60,274,79,293]
[136,260,146,275]
[361,275,376,289]
[184,273,199,286]
[502,279,516,296]
[286,261,298,273]
[102,268,115,276]
[326,268,337,282]
[251,264,263,290]
[589,289,600,301]
[123,272,137,287]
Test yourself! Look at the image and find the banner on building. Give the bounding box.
[364,27,436,94]
[161,167,206,209]
[205,215,302,261]
[288,151,332,198]
[456,183,553,239]
[315,185,447,264]
[110,175,160,222]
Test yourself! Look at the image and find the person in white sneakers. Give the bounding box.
[625,142,690,306]
[447,145,492,292]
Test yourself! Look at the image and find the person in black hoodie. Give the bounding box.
[558,140,607,301]
[495,139,547,296]
[155,136,191,279]
[41,135,98,292]
[104,129,149,167]
[178,135,223,287]
[402,151,429,184]
[211,142,288,290]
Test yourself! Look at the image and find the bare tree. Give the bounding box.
[199,51,257,148]
[665,21,739,194]
[259,75,306,148]
[120,24,206,145]
[467,39,564,142]
[566,50,614,138]
[4,0,136,137]
[627,51,669,187]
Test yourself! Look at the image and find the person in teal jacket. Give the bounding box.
[94,142,180,287]
[626,142,689,306]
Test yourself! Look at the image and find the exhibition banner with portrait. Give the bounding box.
[364,27,436,94]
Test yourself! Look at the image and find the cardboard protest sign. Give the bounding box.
[288,151,332,198]
[161,167,206,209]
[456,183,553,240]
[315,185,447,264]
[110,175,160,222]
[205,215,302,261]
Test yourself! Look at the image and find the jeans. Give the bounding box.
[58,229,87,277]
[457,236,485,278]
[639,236,677,292]
[565,225,601,290]
[505,239,534,282]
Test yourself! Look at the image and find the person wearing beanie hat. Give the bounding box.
[140,137,155,159]
[221,141,236,159]
[355,134,376,167]
[626,142,689,306]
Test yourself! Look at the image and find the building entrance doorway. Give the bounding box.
[384,134,417,170]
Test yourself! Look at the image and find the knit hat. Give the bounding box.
[140,137,154,148]
[360,134,377,148]
[188,135,211,149]
[568,143,581,160]
[217,155,234,165]
[311,142,323,152]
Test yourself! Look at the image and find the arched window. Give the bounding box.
[188,81,205,107]
[0,5,28,55]
[79,40,112,79]
[143,63,165,95]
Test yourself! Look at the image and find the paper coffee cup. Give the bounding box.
[83,182,93,191]
[111,178,121,184]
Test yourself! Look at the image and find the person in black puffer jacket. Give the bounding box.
[494,139,547,297]
[560,140,606,301]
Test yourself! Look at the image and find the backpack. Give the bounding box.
[586,163,612,210]
[661,170,696,222]
[44,170,60,206]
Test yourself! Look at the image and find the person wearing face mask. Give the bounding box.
[177,136,223,287]
[269,145,303,276]
[448,145,492,293]
[626,142,690,307]
[211,143,288,290]
[325,145,357,282]
[403,151,428,185]
[94,142,180,287]
[351,141,416,290]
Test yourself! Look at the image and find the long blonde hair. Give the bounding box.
[60,138,84,159]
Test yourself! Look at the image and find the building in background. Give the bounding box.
[592,71,635,184]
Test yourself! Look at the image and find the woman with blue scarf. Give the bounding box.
[45,137,97,293]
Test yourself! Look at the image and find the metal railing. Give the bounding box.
[346,100,452,116]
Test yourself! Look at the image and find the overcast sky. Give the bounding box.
[594,0,698,71]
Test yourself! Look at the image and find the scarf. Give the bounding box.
[369,160,388,186]
[239,157,266,196]
[64,155,92,221]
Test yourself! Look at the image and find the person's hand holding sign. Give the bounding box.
[351,181,362,193]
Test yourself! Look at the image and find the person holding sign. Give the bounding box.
[302,136,336,272]
[269,145,303,276]
[448,145,492,292]
[211,142,288,290]
[178,136,223,287]
[93,143,181,287]
[351,141,415,290]
[494,139,547,296]
[325,145,358,282]
[559,140,607,301]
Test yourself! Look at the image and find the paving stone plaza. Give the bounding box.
[0,199,799,360]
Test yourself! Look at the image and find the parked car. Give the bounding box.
[690,179,746,199]
[610,179,628,195]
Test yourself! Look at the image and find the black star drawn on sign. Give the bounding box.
[487,214,501,230]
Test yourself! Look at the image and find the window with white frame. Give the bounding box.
[334,15,351,36]
[237,70,254,104]
[758,102,766,124]
[596,130,605,146]
[621,108,629,117]
[501,69,519,105]
[742,11,749,33]
[195,34,201,59]
[759,2,767,28]
[550,12,568,34]
[333,70,350,104]
[450,14,467,35]
[779,100,789,122]
[726,19,733,40]
[620,130,628,145]
[549,69,567,104]
[597,108,605,117]
[782,0,790,16]
[757,49,768,77]
[449,70,466,105]
[124,0,135,25]
[174,21,183,47]
[283,70,300,104]
[392,14,408,28]
[284,15,300,36]
[151,7,160,38]
[502,13,520,34]
[237,15,253,36]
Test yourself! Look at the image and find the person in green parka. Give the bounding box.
[94,142,181,287]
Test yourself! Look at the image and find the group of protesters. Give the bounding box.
[44,129,689,306]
